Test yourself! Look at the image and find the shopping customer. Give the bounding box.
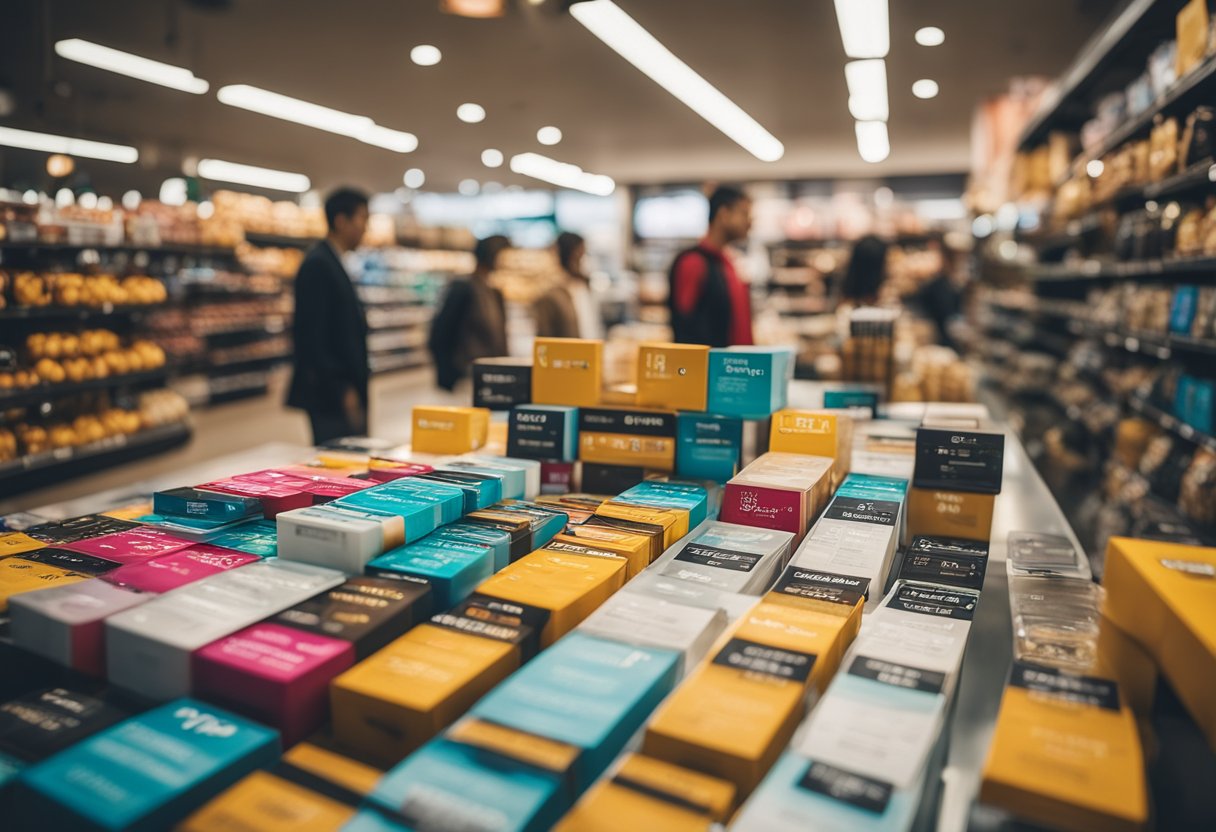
[428,234,510,392]
[840,234,890,306]
[533,231,603,340]
[286,187,371,445]
[667,185,755,347]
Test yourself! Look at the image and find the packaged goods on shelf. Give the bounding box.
[898,535,989,590]
[636,342,710,411]
[532,337,603,407]
[472,356,532,411]
[720,452,834,541]
[707,346,793,418]
[410,406,490,455]
[655,521,792,594]
[508,404,579,461]
[0,687,130,789]
[576,591,728,671]
[769,409,854,489]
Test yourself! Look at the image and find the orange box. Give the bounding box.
[769,409,854,490]
[636,343,710,412]
[533,338,603,407]
[906,487,995,542]
[411,406,490,455]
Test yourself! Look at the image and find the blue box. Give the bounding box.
[494,502,568,549]
[377,479,466,525]
[367,536,494,609]
[18,699,278,831]
[335,483,461,542]
[209,519,278,558]
[677,412,743,482]
[430,522,513,573]
[413,470,501,511]
[508,405,579,462]
[1169,286,1199,335]
[468,633,680,790]
[835,474,909,501]
[616,481,709,529]
[707,347,793,418]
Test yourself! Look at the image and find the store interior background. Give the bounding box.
[4,0,1213,566]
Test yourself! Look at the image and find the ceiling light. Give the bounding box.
[915,26,945,47]
[855,121,889,163]
[410,45,442,66]
[509,152,615,196]
[1086,159,1104,178]
[78,192,98,210]
[569,1,783,161]
[197,158,311,193]
[537,126,562,146]
[55,188,74,209]
[912,79,939,99]
[458,179,481,196]
[403,168,426,189]
[218,84,373,137]
[481,148,504,167]
[54,38,209,94]
[845,59,888,122]
[46,154,74,177]
[0,125,138,163]
[442,0,506,18]
[358,124,418,153]
[457,103,486,123]
[833,0,889,59]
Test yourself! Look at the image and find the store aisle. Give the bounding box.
[2,368,451,514]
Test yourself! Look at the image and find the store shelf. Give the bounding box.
[1031,255,1216,282]
[208,352,292,370]
[0,303,167,321]
[0,369,172,409]
[0,240,237,258]
[1127,395,1216,453]
[1065,320,1216,360]
[243,231,316,249]
[1142,160,1216,200]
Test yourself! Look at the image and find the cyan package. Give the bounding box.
[707,347,793,418]
[835,474,909,501]
[469,632,680,791]
[430,522,513,573]
[617,481,709,529]
[367,537,494,609]
[1169,285,1199,335]
[415,470,501,512]
[378,479,465,525]
[494,502,567,549]
[335,482,460,542]
[676,412,743,482]
[209,519,278,558]
[18,698,278,832]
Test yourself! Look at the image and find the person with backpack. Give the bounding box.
[668,185,755,347]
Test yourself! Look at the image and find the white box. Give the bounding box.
[577,591,727,671]
[10,579,149,674]
[655,520,792,595]
[277,505,405,573]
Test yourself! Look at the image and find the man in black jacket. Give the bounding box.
[287,188,370,444]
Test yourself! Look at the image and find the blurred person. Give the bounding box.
[909,239,966,351]
[668,185,754,347]
[533,231,603,340]
[840,234,890,306]
[287,187,371,445]
[429,234,510,392]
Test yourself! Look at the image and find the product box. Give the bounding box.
[273,576,432,660]
[980,662,1147,832]
[16,699,279,832]
[65,526,195,562]
[560,525,654,572]
[0,688,129,787]
[193,622,355,747]
[279,738,385,802]
[178,770,356,832]
[554,753,734,832]
[208,519,279,558]
[9,579,150,677]
[769,409,854,490]
[240,469,371,503]
[198,477,312,519]
[540,461,576,494]
[0,554,96,613]
[1097,612,1158,718]
[636,343,711,412]
[367,536,495,609]
[411,406,490,455]
[677,413,743,483]
[103,545,259,594]
[582,513,667,562]
[105,560,345,700]
[341,478,465,527]
[578,407,677,470]
[276,505,406,573]
[0,532,45,559]
[906,487,996,542]
[414,469,502,512]
[912,428,1005,495]
[25,514,139,545]
[616,480,709,529]
[495,500,569,549]
[898,535,989,591]
[465,508,534,562]
[577,591,728,671]
[459,455,543,500]
[720,452,834,541]
[707,347,793,419]
[472,356,533,411]
[580,462,650,495]
[153,487,264,522]
[430,521,513,573]
[1102,537,1216,749]
[366,460,434,484]
[508,405,579,461]
[593,501,685,549]
[532,337,603,408]
[10,546,120,576]
[544,534,648,580]
[659,521,793,594]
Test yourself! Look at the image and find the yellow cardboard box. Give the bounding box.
[906,487,995,543]
[179,771,355,832]
[533,338,603,407]
[593,502,686,549]
[411,406,490,455]
[636,343,710,412]
[769,409,854,490]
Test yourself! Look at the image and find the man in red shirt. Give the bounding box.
[668,185,755,346]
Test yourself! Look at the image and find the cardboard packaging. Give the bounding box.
[0,554,96,613]
[560,526,654,573]
[508,405,579,461]
[65,527,195,562]
[578,407,677,471]
[238,469,371,503]
[25,514,139,545]
[339,479,464,527]
[577,591,728,671]
[465,509,535,562]
[980,662,1148,832]
[658,521,793,594]
[906,487,996,542]
[103,545,259,594]
[0,688,128,788]
[581,462,650,495]
[1097,612,1158,718]
[208,520,279,558]
[193,622,355,747]
[532,337,603,408]
[544,534,648,580]
[554,753,734,832]
[1102,537,1216,749]
[279,739,385,801]
[366,460,434,484]
[472,356,533,411]
[616,480,709,529]
[707,347,793,418]
[593,502,685,550]
[367,536,494,609]
[411,406,491,455]
[496,500,570,549]
[17,699,279,831]
[198,477,312,519]
[430,522,513,573]
[0,532,47,559]
[417,469,502,511]
[720,453,834,541]
[272,576,431,660]
[898,535,989,591]
[769,409,854,490]
[153,487,263,522]
[9,579,150,676]
[677,413,743,483]
[276,506,406,573]
[912,427,1005,495]
[636,343,710,412]
[178,770,356,832]
[105,560,345,701]
[459,455,543,500]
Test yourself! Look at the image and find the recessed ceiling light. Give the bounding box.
[0,125,138,163]
[54,38,209,94]
[457,103,486,123]
[197,158,311,193]
[459,179,481,196]
[854,121,889,163]
[481,148,504,167]
[410,45,442,66]
[537,126,562,146]
[911,79,939,99]
[509,152,615,196]
[403,168,425,188]
[915,26,945,46]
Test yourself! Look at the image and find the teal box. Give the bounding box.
[17,698,278,832]
[340,808,411,831]
[469,633,680,791]
[335,483,459,542]
[616,481,709,529]
[367,536,493,609]
[369,737,564,832]
[707,347,793,418]
[209,519,278,557]
[494,502,567,549]
[378,479,465,525]
[677,412,743,482]
[835,474,909,501]
[430,522,513,573]
[450,456,540,501]
[508,405,579,463]
[421,470,502,510]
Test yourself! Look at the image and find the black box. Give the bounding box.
[472,357,532,411]
[273,577,432,659]
[912,428,1005,494]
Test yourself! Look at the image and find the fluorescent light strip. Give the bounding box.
[854,121,889,163]
[197,158,311,192]
[570,0,782,162]
[845,59,888,122]
[54,39,209,94]
[833,0,889,59]
[358,124,419,152]
[0,125,138,163]
[217,84,415,152]
[509,152,615,196]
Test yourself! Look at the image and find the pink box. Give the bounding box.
[237,469,371,503]
[103,545,259,593]
[366,461,434,483]
[65,527,195,563]
[192,621,354,746]
[199,477,313,518]
[720,483,808,537]
[540,461,575,494]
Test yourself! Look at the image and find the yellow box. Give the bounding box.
[769,409,854,490]
[281,740,384,798]
[579,432,676,471]
[178,770,355,832]
[411,406,490,455]
[981,669,1147,832]
[636,343,710,412]
[1097,613,1157,719]
[1103,537,1216,750]
[330,624,520,766]
[0,558,90,613]
[564,525,655,568]
[906,487,995,542]
[555,753,734,832]
[545,533,648,580]
[102,501,153,521]
[533,338,603,407]
[0,532,45,559]
[1177,0,1209,77]
[593,502,685,549]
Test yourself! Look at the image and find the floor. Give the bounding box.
[3,368,463,515]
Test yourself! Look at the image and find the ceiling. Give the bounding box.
[0,0,1117,197]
